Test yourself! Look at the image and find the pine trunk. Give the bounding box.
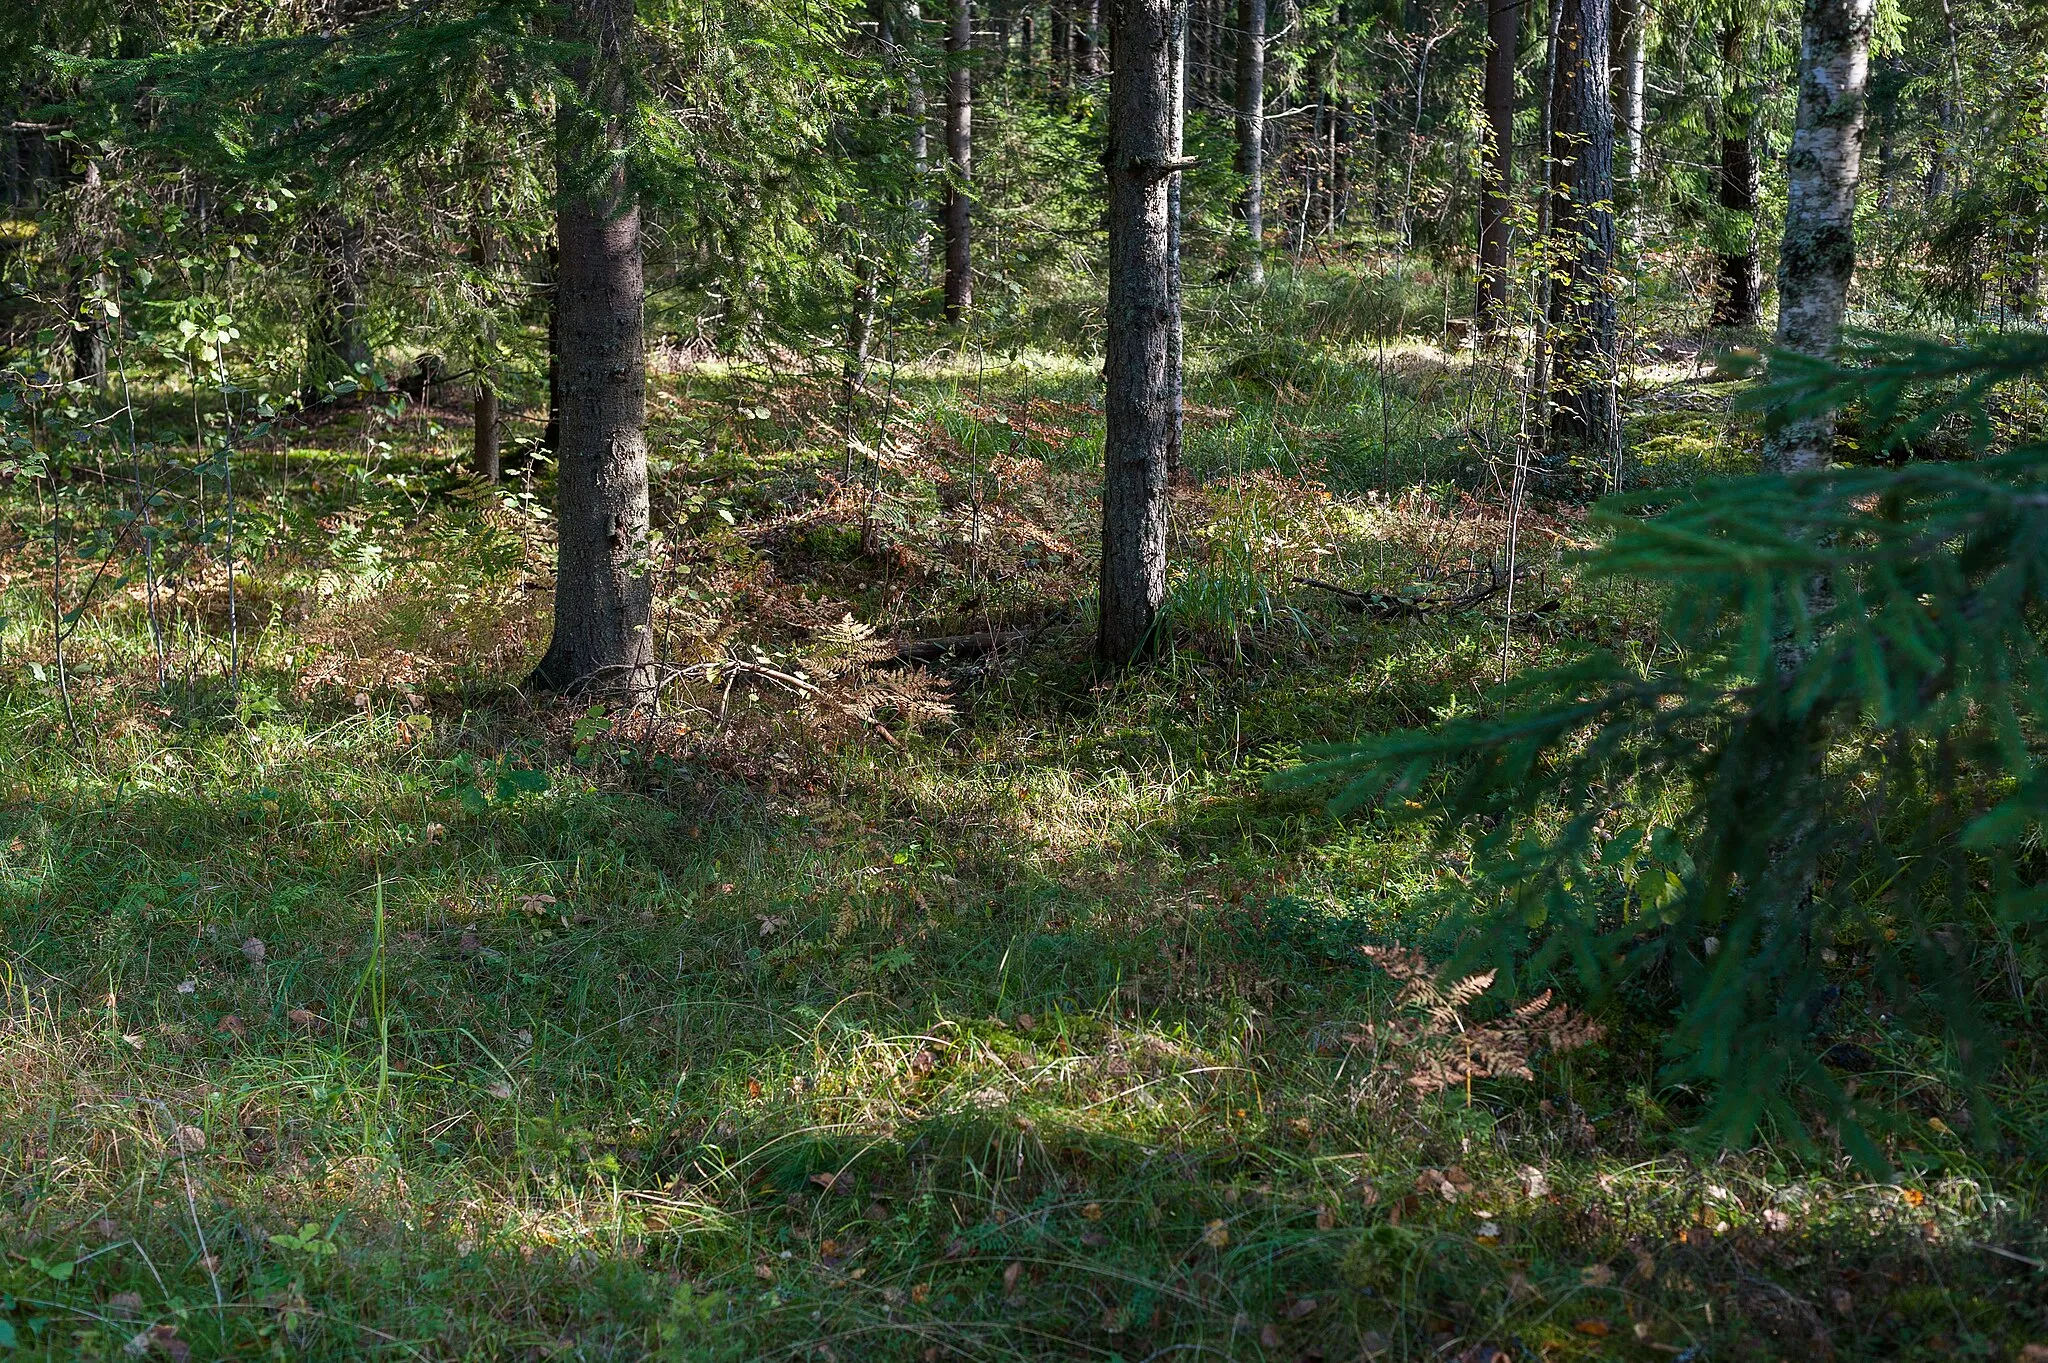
[1078,0,1100,76]
[1475,0,1518,336]
[1099,0,1180,664]
[944,0,974,322]
[1234,0,1265,283]
[530,0,654,699]
[1765,0,1875,473]
[1545,0,1619,460]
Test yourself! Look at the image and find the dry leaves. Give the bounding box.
[1415,1166,1474,1202]
[1202,1219,1230,1249]
[126,1325,188,1362]
[170,1124,207,1155]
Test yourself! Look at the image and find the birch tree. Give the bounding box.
[1765,0,1875,472]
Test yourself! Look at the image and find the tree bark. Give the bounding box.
[1710,21,1760,329]
[472,221,500,482]
[1544,0,1618,460]
[1099,0,1180,664]
[1475,0,1518,335]
[530,0,654,700]
[303,207,372,401]
[541,240,561,462]
[944,0,973,322]
[69,158,107,391]
[1078,0,1101,76]
[905,0,932,258]
[1611,0,1644,240]
[1052,2,1071,81]
[1764,0,1875,474]
[1234,0,1265,283]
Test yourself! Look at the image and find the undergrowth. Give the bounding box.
[0,279,2038,1361]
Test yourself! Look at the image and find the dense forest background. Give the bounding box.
[1,0,2047,1357]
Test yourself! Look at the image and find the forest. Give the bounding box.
[1,0,2046,1356]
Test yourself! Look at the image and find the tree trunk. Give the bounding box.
[69,159,107,391]
[1053,2,1071,81]
[303,208,372,401]
[1078,0,1101,76]
[472,222,500,482]
[530,0,654,699]
[1611,0,1645,240]
[1099,0,1180,664]
[1475,0,1518,335]
[1710,21,1760,329]
[1544,0,1619,461]
[944,0,973,322]
[1234,0,1265,283]
[1764,0,1875,474]
[905,0,932,260]
[1167,0,1186,483]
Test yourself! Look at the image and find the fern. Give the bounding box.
[1354,947,1602,1097]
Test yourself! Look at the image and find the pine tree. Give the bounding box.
[529,0,653,699]
[1099,0,1184,663]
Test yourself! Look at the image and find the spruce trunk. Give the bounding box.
[1544,0,1619,464]
[1711,22,1760,329]
[1765,0,1875,473]
[530,0,654,700]
[472,223,500,482]
[1234,0,1265,284]
[1475,0,1518,336]
[304,208,372,402]
[1099,0,1179,664]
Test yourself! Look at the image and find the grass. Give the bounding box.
[0,271,2041,1361]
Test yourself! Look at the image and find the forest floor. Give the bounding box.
[0,264,2041,1361]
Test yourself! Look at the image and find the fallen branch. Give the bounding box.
[1295,565,1552,623]
[892,628,1033,664]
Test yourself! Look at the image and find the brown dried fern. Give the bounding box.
[1352,945,1603,1098]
